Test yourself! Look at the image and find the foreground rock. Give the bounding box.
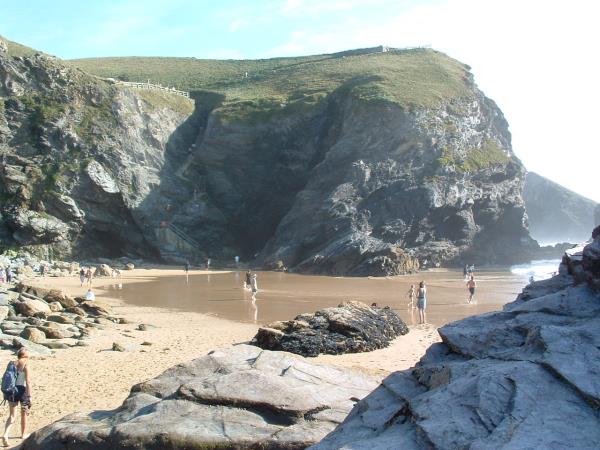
[22,344,378,450]
[252,301,408,357]
[312,230,600,449]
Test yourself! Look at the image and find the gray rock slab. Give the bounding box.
[23,345,378,449]
[0,333,52,355]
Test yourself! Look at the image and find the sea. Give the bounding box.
[510,259,561,282]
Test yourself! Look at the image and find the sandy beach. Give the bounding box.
[0,266,528,443]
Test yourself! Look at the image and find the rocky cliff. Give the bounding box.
[524,171,597,244]
[312,229,600,449]
[1,38,539,273]
[0,37,199,260]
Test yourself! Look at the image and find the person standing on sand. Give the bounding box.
[85,268,93,287]
[244,270,252,290]
[467,275,476,304]
[417,281,427,324]
[250,274,258,299]
[2,348,32,447]
[407,284,416,309]
[79,268,86,287]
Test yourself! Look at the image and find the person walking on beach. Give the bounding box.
[250,274,258,299]
[467,275,476,304]
[407,284,416,309]
[79,268,86,287]
[4,268,12,285]
[184,261,190,283]
[2,348,32,446]
[417,281,427,324]
[244,270,252,290]
[85,268,93,287]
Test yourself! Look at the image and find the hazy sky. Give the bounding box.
[2,0,598,201]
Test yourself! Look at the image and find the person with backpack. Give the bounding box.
[2,348,32,446]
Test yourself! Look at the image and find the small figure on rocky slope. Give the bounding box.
[467,275,476,304]
[407,285,416,309]
[2,348,32,447]
[417,281,427,324]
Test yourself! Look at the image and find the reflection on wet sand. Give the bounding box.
[102,270,530,327]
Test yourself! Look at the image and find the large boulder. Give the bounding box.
[44,289,78,308]
[20,327,46,343]
[80,300,111,317]
[15,298,51,317]
[252,301,409,357]
[312,232,600,450]
[97,264,113,277]
[22,345,379,449]
[0,333,52,356]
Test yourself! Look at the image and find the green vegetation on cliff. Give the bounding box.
[70,48,474,116]
[438,138,509,172]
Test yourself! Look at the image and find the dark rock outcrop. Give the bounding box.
[0,42,198,261]
[311,231,600,449]
[524,171,597,243]
[21,344,379,450]
[251,301,408,357]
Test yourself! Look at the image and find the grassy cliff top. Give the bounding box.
[69,47,474,111]
[1,36,47,58]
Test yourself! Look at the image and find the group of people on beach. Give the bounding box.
[406,269,478,324]
[406,282,428,324]
[0,268,13,285]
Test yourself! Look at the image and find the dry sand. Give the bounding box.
[0,268,445,444]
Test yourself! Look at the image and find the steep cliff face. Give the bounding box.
[524,171,597,244]
[0,38,198,259]
[1,39,538,273]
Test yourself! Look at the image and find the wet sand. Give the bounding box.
[100,269,529,327]
[0,267,528,444]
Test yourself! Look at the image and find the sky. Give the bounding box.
[1,0,599,202]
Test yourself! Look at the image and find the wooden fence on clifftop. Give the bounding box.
[109,79,190,98]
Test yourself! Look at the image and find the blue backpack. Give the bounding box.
[1,361,18,402]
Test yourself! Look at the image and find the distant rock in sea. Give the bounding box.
[311,229,600,449]
[22,345,379,449]
[251,301,409,357]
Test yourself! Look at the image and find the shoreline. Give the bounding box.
[0,269,441,442]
